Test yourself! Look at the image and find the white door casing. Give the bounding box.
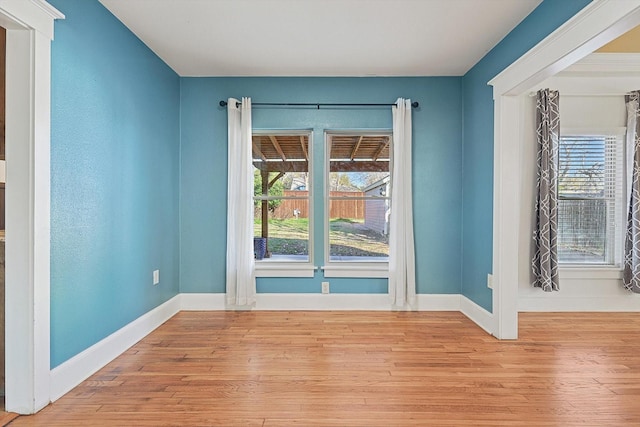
[0,0,63,414]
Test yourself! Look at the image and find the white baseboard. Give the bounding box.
[460,295,494,335]
[180,293,226,310]
[49,295,181,401]
[180,292,463,311]
[519,296,640,312]
[415,294,461,311]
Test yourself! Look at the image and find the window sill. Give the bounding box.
[322,262,389,278]
[559,266,622,280]
[255,262,316,278]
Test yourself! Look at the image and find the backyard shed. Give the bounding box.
[364,176,390,235]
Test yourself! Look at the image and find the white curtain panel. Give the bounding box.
[389,98,416,307]
[226,97,256,306]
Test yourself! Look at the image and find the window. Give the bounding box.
[325,132,392,265]
[252,131,312,266]
[557,130,624,265]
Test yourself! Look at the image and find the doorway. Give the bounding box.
[489,2,640,339]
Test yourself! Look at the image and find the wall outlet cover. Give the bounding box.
[321,281,330,294]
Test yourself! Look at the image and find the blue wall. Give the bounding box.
[49,0,181,367]
[460,0,592,311]
[45,0,595,369]
[179,78,463,294]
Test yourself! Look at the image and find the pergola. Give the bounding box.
[252,133,391,257]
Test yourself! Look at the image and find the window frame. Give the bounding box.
[252,129,315,278]
[322,129,392,278]
[557,127,626,270]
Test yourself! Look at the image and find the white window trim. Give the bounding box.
[323,130,392,277]
[255,263,317,278]
[559,266,622,280]
[322,263,389,278]
[252,129,315,277]
[558,127,626,269]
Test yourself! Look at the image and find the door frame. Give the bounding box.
[0,0,63,414]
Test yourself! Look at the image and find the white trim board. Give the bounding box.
[460,296,495,336]
[179,292,461,311]
[520,295,640,312]
[50,296,181,402]
[0,0,64,414]
[489,1,640,96]
[180,293,227,310]
[561,52,640,75]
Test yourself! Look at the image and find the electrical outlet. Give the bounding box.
[153,270,160,285]
[487,273,493,289]
[321,281,330,294]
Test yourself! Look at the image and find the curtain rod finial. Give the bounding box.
[219,100,228,107]
[411,101,419,108]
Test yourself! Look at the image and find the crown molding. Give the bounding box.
[30,0,64,20]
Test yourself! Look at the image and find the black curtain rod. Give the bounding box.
[219,100,419,109]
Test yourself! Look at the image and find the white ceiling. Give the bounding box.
[98,0,542,77]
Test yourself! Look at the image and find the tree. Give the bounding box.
[359,172,390,190]
[329,172,361,191]
[254,170,284,211]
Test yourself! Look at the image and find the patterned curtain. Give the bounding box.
[532,89,560,292]
[623,91,640,293]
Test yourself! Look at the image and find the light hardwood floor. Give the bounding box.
[1,398,18,426]
[7,311,640,426]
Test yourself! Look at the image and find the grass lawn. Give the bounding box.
[254,217,388,257]
[254,218,309,255]
[329,218,389,257]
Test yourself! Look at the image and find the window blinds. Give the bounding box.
[557,135,623,265]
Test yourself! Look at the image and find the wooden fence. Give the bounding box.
[269,191,364,219]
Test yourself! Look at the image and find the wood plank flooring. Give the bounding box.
[8,311,640,426]
[1,397,19,427]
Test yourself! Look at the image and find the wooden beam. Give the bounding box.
[260,169,270,257]
[372,138,390,161]
[254,160,309,173]
[331,160,389,172]
[252,140,267,161]
[269,135,287,161]
[300,136,308,161]
[253,160,387,173]
[268,172,284,189]
[349,136,364,161]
